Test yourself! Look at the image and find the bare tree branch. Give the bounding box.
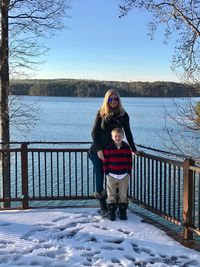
[119,0,200,82]
[119,0,200,157]
[1,0,71,140]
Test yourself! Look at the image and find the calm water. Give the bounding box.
[10,96,200,154]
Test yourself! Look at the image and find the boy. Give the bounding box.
[103,127,132,221]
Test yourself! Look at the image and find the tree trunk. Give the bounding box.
[0,0,11,208]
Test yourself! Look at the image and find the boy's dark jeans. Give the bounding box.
[88,152,104,194]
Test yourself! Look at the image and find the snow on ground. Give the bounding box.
[0,207,199,267]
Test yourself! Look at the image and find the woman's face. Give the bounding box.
[108,94,119,109]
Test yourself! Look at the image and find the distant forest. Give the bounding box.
[10,79,199,97]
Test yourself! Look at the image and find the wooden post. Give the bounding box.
[183,157,194,240]
[21,143,29,209]
[2,147,11,208]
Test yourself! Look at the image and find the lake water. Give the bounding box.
[10,96,200,156]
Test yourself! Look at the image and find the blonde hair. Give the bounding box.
[99,89,125,118]
[111,127,124,136]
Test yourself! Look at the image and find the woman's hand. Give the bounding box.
[97,150,104,160]
[132,151,137,156]
[132,150,143,156]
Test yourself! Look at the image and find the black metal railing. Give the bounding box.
[132,153,184,223]
[0,142,200,241]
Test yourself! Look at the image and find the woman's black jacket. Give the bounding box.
[89,111,136,153]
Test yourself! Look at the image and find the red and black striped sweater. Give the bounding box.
[103,141,132,175]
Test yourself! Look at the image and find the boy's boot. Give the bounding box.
[119,203,128,220]
[107,203,116,221]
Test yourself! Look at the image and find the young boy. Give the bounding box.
[103,127,132,221]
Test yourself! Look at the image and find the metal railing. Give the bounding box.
[131,151,199,240]
[0,142,200,241]
[0,142,95,207]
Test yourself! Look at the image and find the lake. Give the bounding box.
[10,96,200,156]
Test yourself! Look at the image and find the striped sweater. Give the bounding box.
[103,141,132,175]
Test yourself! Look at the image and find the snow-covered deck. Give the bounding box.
[0,207,200,266]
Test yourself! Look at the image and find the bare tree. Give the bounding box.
[1,0,70,143]
[8,0,71,77]
[0,0,70,207]
[119,0,200,157]
[161,98,200,158]
[9,95,39,132]
[119,0,200,83]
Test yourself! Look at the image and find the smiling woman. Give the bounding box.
[88,89,138,215]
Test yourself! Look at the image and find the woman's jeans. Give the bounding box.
[88,152,104,194]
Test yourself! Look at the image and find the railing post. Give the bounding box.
[21,142,29,209]
[183,157,195,240]
[1,144,11,208]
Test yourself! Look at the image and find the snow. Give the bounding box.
[0,207,199,267]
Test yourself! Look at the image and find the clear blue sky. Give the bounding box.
[35,0,178,82]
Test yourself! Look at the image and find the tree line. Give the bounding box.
[10,79,199,97]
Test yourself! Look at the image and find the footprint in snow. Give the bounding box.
[0,239,14,245]
[104,237,124,244]
[52,215,71,222]
[117,228,130,235]
[0,256,9,264]
[21,226,48,240]
[0,223,11,227]
[124,255,136,263]
[92,225,110,231]
[100,245,115,250]
[55,222,78,230]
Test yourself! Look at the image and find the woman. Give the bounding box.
[89,89,137,214]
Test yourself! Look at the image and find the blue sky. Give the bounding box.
[36,0,178,82]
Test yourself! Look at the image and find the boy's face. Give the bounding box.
[111,132,123,146]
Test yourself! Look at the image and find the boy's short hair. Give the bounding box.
[111,127,124,136]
